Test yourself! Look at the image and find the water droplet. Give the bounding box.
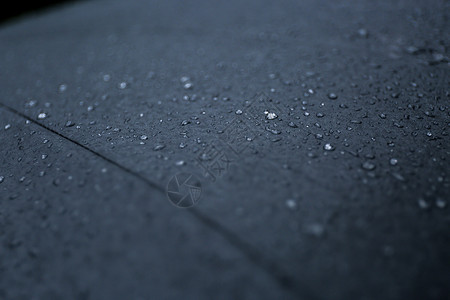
[37,113,47,120]
[357,28,369,38]
[183,82,193,90]
[389,158,398,166]
[118,82,127,89]
[140,135,148,140]
[391,172,405,181]
[305,223,325,237]
[26,100,37,107]
[181,120,191,126]
[235,109,243,115]
[327,93,338,100]
[41,154,48,160]
[285,199,297,210]
[65,121,75,127]
[153,144,166,151]
[179,142,187,149]
[436,198,446,209]
[180,76,190,83]
[323,143,335,151]
[288,121,298,128]
[4,124,11,130]
[0,176,4,183]
[103,74,111,82]
[307,152,317,158]
[417,198,429,209]
[58,84,67,93]
[362,161,376,171]
[265,126,281,135]
[175,160,186,166]
[264,111,278,120]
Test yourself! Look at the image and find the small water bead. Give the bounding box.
[308,152,317,158]
[38,113,47,120]
[118,82,127,89]
[323,143,335,151]
[391,173,405,181]
[65,121,75,127]
[389,158,398,166]
[357,28,369,38]
[181,120,191,126]
[417,198,429,209]
[362,161,376,171]
[316,113,325,118]
[0,176,4,183]
[4,124,11,130]
[305,223,325,237]
[183,82,193,90]
[235,109,243,115]
[180,76,190,83]
[288,122,298,128]
[266,127,281,135]
[153,144,166,151]
[58,84,67,93]
[26,100,37,107]
[103,74,111,82]
[436,198,446,209]
[41,154,48,160]
[285,199,297,210]
[327,93,338,100]
[140,135,148,140]
[179,142,187,149]
[264,111,278,120]
[175,160,186,166]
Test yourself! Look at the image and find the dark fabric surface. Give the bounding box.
[0,0,448,299]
